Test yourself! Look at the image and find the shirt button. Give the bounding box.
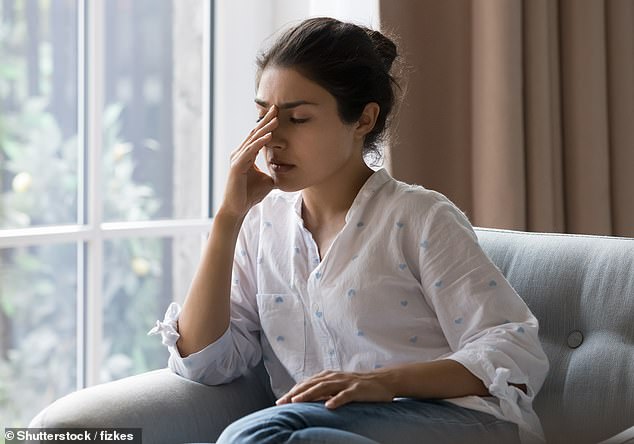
[312,303,319,312]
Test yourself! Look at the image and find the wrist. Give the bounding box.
[212,210,246,239]
[214,207,246,225]
[370,360,490,400]
[370,367,400,398]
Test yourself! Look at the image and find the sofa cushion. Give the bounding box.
[475,228,634,444]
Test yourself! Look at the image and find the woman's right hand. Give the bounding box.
[218,105,279,219]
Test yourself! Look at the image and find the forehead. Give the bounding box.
[256,66,331,106]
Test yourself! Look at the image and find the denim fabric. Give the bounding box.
[216,398,520,444]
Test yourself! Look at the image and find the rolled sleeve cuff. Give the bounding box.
[148,302,235,384]
[167,327,234,382]
[446,349,546,443]
[147,302,181,347]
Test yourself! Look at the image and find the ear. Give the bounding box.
[354,102,380,140]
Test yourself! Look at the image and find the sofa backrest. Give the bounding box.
[475,228,634,444]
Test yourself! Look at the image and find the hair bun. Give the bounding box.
[365,29,398,72]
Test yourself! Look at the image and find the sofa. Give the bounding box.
[30,227,634,443]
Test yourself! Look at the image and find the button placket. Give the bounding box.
[326,345,338,368]
[307,285,336,362]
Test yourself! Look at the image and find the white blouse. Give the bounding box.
[150,168,549,444]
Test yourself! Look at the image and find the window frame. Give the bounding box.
[0,0,213,389]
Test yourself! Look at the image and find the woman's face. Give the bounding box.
[256,66,363,192]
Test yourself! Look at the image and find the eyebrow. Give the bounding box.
[254,98,318,109]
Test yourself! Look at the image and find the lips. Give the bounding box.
[269,159,295,173]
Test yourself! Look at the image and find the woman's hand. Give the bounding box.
[275,370,395,410]
[218,105,279,219]
[277,361,491,409]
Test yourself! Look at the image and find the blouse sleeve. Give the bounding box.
[148,210,263,385]
[416,198,549,432]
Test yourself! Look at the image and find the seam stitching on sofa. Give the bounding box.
[474,227,634,242]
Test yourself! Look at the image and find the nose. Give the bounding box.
[267,124,285,150]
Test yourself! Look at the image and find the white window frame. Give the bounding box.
[0,0,213,388]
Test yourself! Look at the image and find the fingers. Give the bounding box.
[250,113,278,144]
[237,116,278,161]
[275,370,395,411]
[231,116,277,159]
[276,371,345,406]
[277,379,356,410]
[276,371,332,404]
[325,387,355,409]
[232,132,272,173]
[231,106,278,171]
[241,118,277,159]
[290,381,339,403]
[239,105,278,148]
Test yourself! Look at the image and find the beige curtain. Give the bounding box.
[381,0,634,237]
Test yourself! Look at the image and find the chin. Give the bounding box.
[274,181,303,193]
[270,175,304,192]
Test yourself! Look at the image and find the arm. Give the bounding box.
[176,105,278,357]
[415,201,547,399]
[177,212,244,357]
[155,214,264,384]
[376,359,527,399]
[275,359,490,408]
[276,358,528,409]
[377,359,490,399]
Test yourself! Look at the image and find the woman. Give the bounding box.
[150,17,549,444]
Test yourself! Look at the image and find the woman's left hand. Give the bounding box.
[275,370,395,409]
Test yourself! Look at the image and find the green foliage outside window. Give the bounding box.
[0,17,168,429]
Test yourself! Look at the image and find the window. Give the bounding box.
[0,0,211,427]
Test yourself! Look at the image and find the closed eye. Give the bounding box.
[290,117,309,124]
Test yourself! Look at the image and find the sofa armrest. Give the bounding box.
[598,425,634,444]
[29,366,275,444]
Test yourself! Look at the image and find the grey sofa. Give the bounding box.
[30,228,634,444]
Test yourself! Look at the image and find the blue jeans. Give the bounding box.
[215,398,520,444]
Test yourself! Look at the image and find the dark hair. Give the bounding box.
[256,17,401,164]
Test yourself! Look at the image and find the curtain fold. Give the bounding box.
[606,0,634,236]
[560,0,612,235]
[381,0,473,216]
[471,0,525,230]
[381,0,634,237]
[524,0,565,233]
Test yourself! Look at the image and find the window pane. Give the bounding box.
[0,1,79,229]
[0,243,77,427]
[102,0,206,222]
[101,234,201,382]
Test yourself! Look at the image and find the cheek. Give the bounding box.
[321,124,357,152]
[288,124,322,146]
[287,118,356,160]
